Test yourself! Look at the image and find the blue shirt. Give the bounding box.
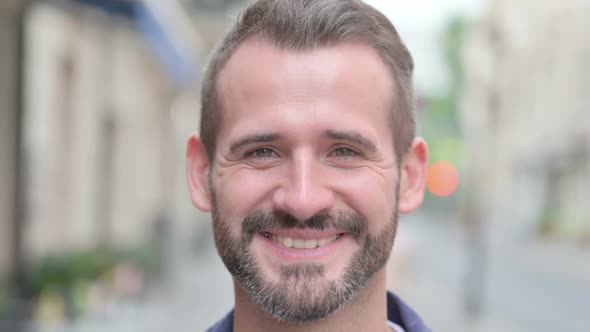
[207,291,432,332]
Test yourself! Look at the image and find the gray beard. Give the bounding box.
[211,206,399,323]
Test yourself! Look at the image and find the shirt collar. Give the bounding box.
[207,291,431,332]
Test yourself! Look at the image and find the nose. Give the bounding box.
[272,152,336,221]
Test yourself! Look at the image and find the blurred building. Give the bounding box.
[21,1,180,258]
[0,0,26,277]
[462,0,590,242]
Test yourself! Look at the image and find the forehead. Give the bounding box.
[215,38,395,139]
[218,37,394,103]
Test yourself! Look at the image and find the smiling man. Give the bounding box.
[186,0,430,331]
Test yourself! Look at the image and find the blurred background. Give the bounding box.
[1,0,589,331]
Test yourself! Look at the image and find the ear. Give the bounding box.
[186,132,212,212]
[398,137,429,214]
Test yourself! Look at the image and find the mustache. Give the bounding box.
[241,211,367,242]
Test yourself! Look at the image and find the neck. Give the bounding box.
[233,268,390,332]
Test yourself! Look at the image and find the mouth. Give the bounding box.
[256,229,353,262]
[261,231,344,249]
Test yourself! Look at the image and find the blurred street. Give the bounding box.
[393,212,590,332]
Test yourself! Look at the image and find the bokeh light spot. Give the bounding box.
[427,161,459,197]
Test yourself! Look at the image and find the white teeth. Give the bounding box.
[304,239,318,249]
[268,234,342,249]
[292,239,306,248]
[282,237,293,248]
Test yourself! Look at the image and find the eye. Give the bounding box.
[247,147,277,158]
[330,147,360,158]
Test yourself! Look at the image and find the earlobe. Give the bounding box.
[398,138,429,214]
[186,132,212,212]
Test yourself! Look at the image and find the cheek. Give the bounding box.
[333,168,398,223]
[214,167,280,219]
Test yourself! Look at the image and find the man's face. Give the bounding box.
[208,39,402,321]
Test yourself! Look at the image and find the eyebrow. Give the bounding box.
[324,130,377,153]
[228,133,282,153]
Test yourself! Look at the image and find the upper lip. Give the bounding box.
[260,228,345,239]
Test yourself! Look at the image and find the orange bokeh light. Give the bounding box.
[427,161,460,197]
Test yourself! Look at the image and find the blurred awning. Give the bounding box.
[72,0,199,88]
[73,0,135,18]
[135,0,199,88]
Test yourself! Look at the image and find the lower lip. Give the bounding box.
[257,233,351,262]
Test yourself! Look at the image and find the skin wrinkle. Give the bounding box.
[217,134,394,169]
[214,150,396,191]
[226,130,384,160]
[228,133,283,154]
[214,166,396,222]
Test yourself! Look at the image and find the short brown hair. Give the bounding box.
[200,0,415,162]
